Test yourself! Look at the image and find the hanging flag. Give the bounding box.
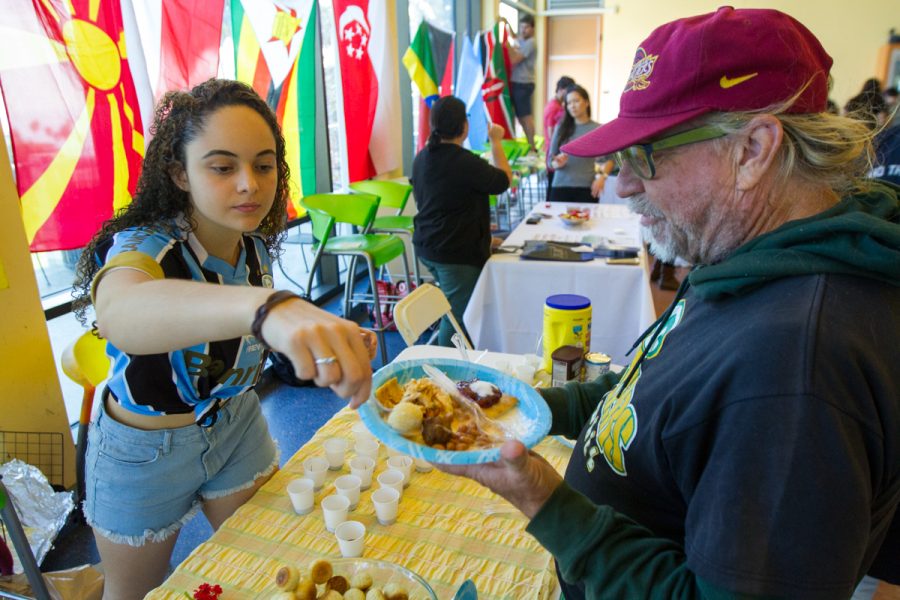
[333,0,401,182]
[456,33,488,150]
[232,0,317,218]
[404,20,454,151]
[157,0,225,97]
[482,21,514,139]
[0,0,146,251]
[403,21,439,107]
[363,1,402,178]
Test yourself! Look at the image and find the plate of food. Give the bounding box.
[272,557,437,599]
[559,214,589,227]
[359,358,551,465]
[558,207,591,227]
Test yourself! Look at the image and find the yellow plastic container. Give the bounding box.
[542,294,592,372]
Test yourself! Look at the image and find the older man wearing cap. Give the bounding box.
[440,7,900,599]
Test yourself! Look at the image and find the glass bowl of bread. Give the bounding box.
[273,557,437,599]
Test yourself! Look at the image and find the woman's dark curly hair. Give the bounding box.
[72,78,290,323]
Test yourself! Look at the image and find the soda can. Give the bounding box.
[584,352,611,381]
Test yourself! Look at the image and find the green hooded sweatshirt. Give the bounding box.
[528,184,900,600]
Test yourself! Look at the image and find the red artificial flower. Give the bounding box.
[190,583,223,600]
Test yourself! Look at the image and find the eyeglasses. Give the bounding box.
[614,124,729,180]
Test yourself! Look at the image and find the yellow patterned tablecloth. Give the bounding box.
[147,407,573,600]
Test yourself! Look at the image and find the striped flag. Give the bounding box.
[482,21,514,139]
[456,33,488,150]
[404,20,454,151]
[127,0,224,99]
[403,21,439,107]
[333,0,401,182]
[158,0,224,95]
[231,0,318,218]
[0,0,145,251]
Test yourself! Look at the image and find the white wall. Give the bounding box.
[597,0,899,123]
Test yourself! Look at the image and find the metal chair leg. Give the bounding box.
[365,257,388,365]
[343,256,360,318]
[0,479,53,600]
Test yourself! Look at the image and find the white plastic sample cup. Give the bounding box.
[371,486,400,525]
[322,494,350,533]
[323,437,348,471]
[303,455,329,490]
[513,363,536,384]
[352,422,375,444]
[414,458,433,473]
[333,474,362,510]
[286,478,315,515]
[376,468,405,497]
[386,455,414,488]
[355,437,381,461]
[349,456,376,490]
[334,520,366,558]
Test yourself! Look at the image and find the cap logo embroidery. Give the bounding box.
[624,48,658,92]
[719,72,758,89]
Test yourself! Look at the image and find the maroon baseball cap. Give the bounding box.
[562,6,833,157]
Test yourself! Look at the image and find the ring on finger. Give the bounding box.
[314,356,338,365]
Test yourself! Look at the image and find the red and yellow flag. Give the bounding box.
[0,0,145,251]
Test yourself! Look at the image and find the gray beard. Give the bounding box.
[628,193,739,266]
[642,226,680,263]
[629,194,684,263]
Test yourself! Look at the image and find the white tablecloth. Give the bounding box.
[463,203,655,365]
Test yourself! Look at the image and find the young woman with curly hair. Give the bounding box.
[72,79,376,599]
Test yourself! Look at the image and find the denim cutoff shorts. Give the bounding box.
[83,389,278,546]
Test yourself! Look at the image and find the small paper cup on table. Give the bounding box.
[323,437,348,471]
[352,422,375,445]
[286,478,315,515]
[386,455,414,488]
[513,364,536,384]
[349,456,376,490]
[371,487,400,525]
[334,474,362,510]
[413,458,433,473]
[303,456,329,490]
[322,494,350,533]
[376,468,405,498]
[334,520,366,558]
[355,437,381,461]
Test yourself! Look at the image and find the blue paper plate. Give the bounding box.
[359,358,551,465]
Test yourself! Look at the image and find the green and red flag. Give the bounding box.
[0,0,146,251]
[231,0,318,219]
[482,21,514,139]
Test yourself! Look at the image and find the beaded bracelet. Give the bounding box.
[251,290,300,350]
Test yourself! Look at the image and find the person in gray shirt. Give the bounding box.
[548,85,610,203]
[508,14,537,152]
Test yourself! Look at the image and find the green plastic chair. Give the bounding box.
[500,138,526,162]
[301,193,411,364]
[348,180,422,284]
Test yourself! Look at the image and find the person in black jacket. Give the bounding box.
[410,96,511,346]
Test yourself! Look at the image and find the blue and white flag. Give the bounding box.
[456,33,488,150]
